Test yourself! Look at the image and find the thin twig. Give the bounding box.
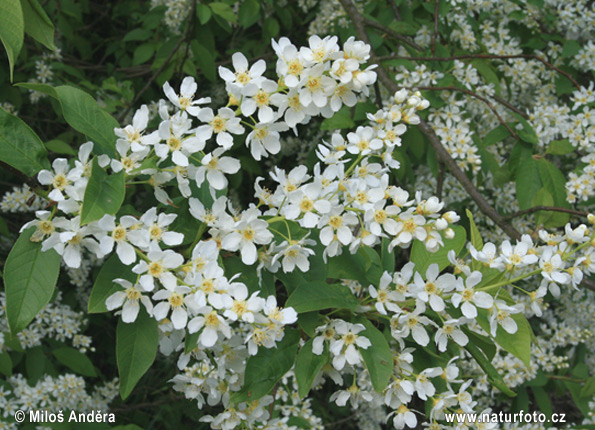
[414,85,519,140]
[431,0,439,55]
[337,0,522,241]
[377,53,582,90]
[117,36,186,122]
[389,0,401,20]
[436,162,444,199]
[502,206,589,221]
[175,0,197,82]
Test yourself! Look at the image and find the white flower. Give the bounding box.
[221,207,273,265]
[97,214,148,265]
[133,242,184,291]
[539,247,571,284]
[37,158,82,202]
[163,76,211,116]
[153,285,193,329]
[245,120,288,160]
[42,216,103,268]
[412,264,456,312]
[196,107,244,149]
[271,237,316,272]
[106,279,154,323]
[329,320,371,370]
[156,117,204,166]
[390,405,417,429]
[450,271,493,319]
[188,307,232,348]
[140,207,184,246]
[435,318,469,352]
[489,299,521,336]
[114,105,160,152]
[240,79,284,123]
[263,296,297,325]
[195,148,241,191]
[369,271,402,315]
[346,126,383,155]
[218,52,266,89]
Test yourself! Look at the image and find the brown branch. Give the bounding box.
[338,0,522,241]
[502,206,589,221]
[492,94,528,119]
[388,0,401,20]
[431,0,439,55]
[377,54,581,90]
[415,85,519,140]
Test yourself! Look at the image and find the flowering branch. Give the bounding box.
[337,0,523,241]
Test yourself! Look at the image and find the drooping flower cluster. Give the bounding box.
[11,27,595,430]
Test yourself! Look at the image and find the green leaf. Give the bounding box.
[532,387,553,419]
[239,0,260,27]
[54,85,118,157]
[515,156,541,210]
[132,42,155,65]
[88,254,136,313]
[466,209,483,250]
[327,246,383,285]
[320,106,354,130]
[116,308,159,399]
[297,312,324,337]
[5,228,61,334]
[45,139,76,156]
[26,346,49,383]
[381,237,395,272]
[531,187,555,226]
[355,318,392,392]
[466,209,483,271]
[511,113,539,145]
[465,341,515,397]
[21,0,55,50]
[482,124,510,146]
[184,331,200,354]
[471,60,501,95]
[191,41,216,82]
[0,351,13,377]
[263,17,280,39]
[196,4,212,24]
[546,139,574,155]
[285,278,359,313]
[52,347,97,377]
[123,28,152,42]
[295,340,329,398]
[80,158,125,225]
[210,2,236,23]
[0,0,24,81]
[17,83,118,157]
[580,377,595,398]
[410,225,467,274]
[0,107,50,176]
[477,307,533,367]
[562,40,581,58]
[232,329,300,403]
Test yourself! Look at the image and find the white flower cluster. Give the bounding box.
[17,27,595,428]
[150,0,192,34]
[0,184,45,213]
[27,49,62,104]
[0,292,93,353]
[0,373,118,429]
